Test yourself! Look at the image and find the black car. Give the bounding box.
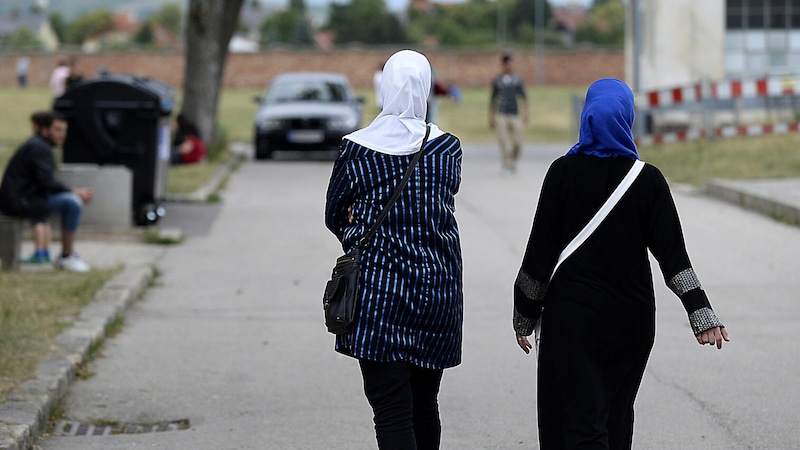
[253,72,364,159]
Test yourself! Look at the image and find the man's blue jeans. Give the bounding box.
[45,192,83,232]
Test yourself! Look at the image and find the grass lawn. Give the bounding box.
[0,268,118,400]
[3,85,800,188]
[638,134,800,186]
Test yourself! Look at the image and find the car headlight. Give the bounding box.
[327,115,358,131]
[258,118,282,131]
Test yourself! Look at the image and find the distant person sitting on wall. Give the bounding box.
[0,111,93,272]
[171,113,207,165]
[49,58,70,97]
[373,63,384,110]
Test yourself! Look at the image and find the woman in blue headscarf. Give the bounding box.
[512,79,729,449]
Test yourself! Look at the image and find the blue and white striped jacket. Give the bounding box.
[325,133,463,369]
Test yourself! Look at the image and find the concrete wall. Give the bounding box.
[0,48,624,91]
[626,0,724,90]
[56,164,133,229]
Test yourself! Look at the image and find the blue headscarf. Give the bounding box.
[567,78,639,159]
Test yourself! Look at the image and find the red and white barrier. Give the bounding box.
[639,75,800,108]
[635,75,800,145]
[636,122,800,146]
[645,85,703,108]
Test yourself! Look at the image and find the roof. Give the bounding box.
[0,10,49,36]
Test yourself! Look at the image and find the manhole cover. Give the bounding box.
[52,419,189,436]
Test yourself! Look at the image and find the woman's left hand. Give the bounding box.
[516,335,532,354]
[346,205,354,224]
[696,326,730,349]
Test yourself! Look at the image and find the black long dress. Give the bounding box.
[513,154,723,449]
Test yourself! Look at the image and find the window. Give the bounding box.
[726,31,745,49]
[791,0,800,27]
[769,52,788,68]
[727,0,744,29]
[767,30,788,48]
[725,51,746,72]
[769,1,788,29]
[726,0,800,75]
[747,3,765,28]
[789,30,800,49]
[745,31,767,50]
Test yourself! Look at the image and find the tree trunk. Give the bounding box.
[182,0,244,145]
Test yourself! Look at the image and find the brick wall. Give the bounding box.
[0,48,623,91]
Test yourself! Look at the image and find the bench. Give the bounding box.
[0,215,24,271]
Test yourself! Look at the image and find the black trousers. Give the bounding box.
[359,359,444,450]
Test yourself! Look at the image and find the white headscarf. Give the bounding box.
[344,50,445,155]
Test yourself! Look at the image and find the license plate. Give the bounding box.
[287,130,324,143]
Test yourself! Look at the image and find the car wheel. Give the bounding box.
[254,133,273,160]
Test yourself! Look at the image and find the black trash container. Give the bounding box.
[53,73,175,225]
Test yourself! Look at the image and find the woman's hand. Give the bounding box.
[516,334,532,354]
[346,205,354,224]
[696,326,730,349]
[179,139,195,154]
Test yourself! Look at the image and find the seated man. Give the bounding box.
[0,111,93,272]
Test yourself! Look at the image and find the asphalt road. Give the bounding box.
[36,142,800,449]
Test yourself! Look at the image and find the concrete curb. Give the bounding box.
[707,178,800,225]
[164,146,247,203]
[0,263,157,450]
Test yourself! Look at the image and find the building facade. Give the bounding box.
[725,0,800,77]
[626,0,800,90]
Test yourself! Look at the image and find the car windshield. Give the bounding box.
[267,79,348,103]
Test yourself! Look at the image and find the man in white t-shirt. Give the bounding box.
[373,63,383,110]
[49,58,71,97]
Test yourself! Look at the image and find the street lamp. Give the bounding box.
[497,0,507,46]
[535,0,544,85]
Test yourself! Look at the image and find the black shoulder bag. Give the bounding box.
[323,125,432,335]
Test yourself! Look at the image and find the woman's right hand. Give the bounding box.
[516,335,532,354]
[347,205,354,224]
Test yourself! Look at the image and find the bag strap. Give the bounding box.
[549,159,645,281]
[358,124,431,249]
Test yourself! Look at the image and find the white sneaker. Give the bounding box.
[55,252,91,272]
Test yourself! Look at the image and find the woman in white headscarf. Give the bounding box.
[326,50,463,449]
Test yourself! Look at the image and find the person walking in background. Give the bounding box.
[489,53,528,174]
[513,78,729,449]
[0,111,93,272]
[326,49,463,450]
[16,56,30,88]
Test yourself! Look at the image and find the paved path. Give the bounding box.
[29,143,800,449]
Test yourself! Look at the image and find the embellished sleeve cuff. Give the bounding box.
[513,307,535,336]
[516,269,547,300]
[667,268,702,297]
[688,307,724,335]
[514,269,547,335]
